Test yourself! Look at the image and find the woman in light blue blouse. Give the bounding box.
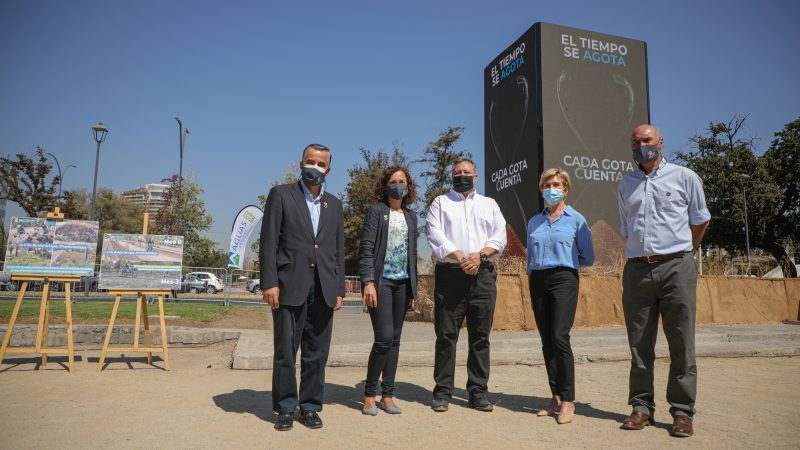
[358,166,418,416]
[527,168,595,425]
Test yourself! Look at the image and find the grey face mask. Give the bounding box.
[387,183,408,200]
[301,165,326,185]
[633,145,660,165]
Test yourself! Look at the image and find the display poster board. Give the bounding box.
[99,234,183,289]
[3,217,99,275]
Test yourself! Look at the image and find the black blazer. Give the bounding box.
[259,181,345,308]
[358,202,418,300]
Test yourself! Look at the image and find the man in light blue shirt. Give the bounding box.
[299,177,323,237]
[617,125,710,438]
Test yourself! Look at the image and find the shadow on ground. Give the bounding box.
[212,379,627,427]
[85,355,166,371]
[0,355,83,373]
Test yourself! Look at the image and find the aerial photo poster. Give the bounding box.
[99,234,184,290]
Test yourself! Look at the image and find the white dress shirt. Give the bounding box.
[425,189,508,263]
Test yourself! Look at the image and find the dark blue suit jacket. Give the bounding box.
[259,181,345,307]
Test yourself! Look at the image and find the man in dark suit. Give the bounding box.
[259,143,345,431]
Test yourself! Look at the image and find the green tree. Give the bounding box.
[58,187,144,264]
[0,147,62,216]
[761,118,800,277]
[60,188,143,233]
[414,126,471,212]
[342,146,409,274]
[674,115,796,277]
[251,165,298,270]
[152,176,216,268]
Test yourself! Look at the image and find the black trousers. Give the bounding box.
[271,270,334,414]
[365,277,410,397]
[433,263,497,399]
[529,267,579,402]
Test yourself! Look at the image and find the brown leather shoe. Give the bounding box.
[620,411,655,430]
[671,415,694,437]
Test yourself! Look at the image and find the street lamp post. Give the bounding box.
[90,123,108,221]
[45,151,76,198]
[739,174,751,276]
[175,117,189,235]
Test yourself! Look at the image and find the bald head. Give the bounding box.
[631,124,663,150]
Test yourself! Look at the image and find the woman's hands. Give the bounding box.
[363,282,378,308]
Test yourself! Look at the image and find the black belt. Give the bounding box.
[628,251,690,264]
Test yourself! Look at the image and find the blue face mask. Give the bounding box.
[542,188,564,206]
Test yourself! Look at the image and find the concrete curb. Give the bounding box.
[0,324,242,347]
[4,323,798,370]
[230,326,800,370]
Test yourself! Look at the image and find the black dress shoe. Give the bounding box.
[274,413,294,431]
[298,410,323,429]
[431,398,449,412]
[468,394,494,412]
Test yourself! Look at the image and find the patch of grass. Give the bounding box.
[0,300,237,323]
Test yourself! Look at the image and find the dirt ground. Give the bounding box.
[0,344,797,449]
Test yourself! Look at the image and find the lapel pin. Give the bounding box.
[323,201,328,208]
[383,214,389,221]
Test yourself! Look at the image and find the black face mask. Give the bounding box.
[301,165,326,186]
[633,145,660,165]
[386,183,408,200]
[452,175,474,193]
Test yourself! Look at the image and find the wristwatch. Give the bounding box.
[479,251,489,263]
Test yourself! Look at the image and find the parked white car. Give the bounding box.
[185,272,224,294]
[246,278,261,294]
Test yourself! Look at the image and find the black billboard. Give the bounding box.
[485,22,649,264]
[483,26,540,255]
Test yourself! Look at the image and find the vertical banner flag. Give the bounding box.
[227,205,263,269]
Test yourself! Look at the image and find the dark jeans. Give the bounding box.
[364,277,410,397]
[622,254,697,418]
[271,270,334,414]
[529,267,579,402]
[433,263,497,399]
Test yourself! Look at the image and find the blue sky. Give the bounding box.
[1,0,798,263]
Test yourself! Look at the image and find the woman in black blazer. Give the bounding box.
[359,166,418,416]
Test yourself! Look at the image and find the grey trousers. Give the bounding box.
[622,254,697,418]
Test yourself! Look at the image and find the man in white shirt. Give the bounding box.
[425,158,507,412]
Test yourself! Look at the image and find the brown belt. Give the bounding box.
[628,251,690,264]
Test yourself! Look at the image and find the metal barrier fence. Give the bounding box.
[0,261,363,306]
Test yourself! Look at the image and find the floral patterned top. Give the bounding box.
[382,209,409,280]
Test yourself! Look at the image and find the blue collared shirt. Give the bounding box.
[299,179,324,237]
[527,205,595,272]
[617,159,711,258]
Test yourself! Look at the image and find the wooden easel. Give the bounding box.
[96,288,171,371]
[96,211,171,371]
[0,207,80,372]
